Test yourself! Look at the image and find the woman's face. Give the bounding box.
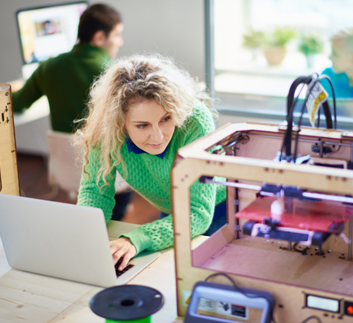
[125,99,176,155]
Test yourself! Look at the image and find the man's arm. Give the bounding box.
[12,67,45,113]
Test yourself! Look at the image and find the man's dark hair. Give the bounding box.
[78,4,122,42]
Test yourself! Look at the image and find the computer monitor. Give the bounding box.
[16,1,88,79]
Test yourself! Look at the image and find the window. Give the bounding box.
[209,0,353,129]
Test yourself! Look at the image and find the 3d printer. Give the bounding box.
[172,76,353,322]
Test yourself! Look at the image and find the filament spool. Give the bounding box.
[90,285,164,323]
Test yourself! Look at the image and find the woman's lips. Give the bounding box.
[149,142,163,148]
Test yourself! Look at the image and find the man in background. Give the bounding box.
[12,4,131,220]
[12,3,123,133]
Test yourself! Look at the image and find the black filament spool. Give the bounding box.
[90,285,164,321]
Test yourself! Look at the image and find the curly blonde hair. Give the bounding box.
[76,54,213,185]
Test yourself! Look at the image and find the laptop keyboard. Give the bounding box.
[115,258,135,277]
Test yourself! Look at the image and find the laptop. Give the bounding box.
[16,1,88,80]
[0,194,160,287]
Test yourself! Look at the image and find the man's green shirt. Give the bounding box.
[12,43,110,133]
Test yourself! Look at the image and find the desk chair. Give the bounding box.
[47,130,131,202]
[47,130,82,200]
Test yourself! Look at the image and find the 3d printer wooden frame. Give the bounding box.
[171,122,353,322]
[0,83,19,196]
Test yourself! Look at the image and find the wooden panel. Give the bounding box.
[236,133,351,161]
[201,237,353,296]
[192,180,236,267]
[0,83,20,196]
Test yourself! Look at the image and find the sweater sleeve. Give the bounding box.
[76,147,116,223]
[121,178,217,254]
[121,103,217,254]
[12,63,46,113]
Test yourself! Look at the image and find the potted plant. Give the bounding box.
[262,27,296,66]
[242,28,265,60]
[298,34,324,68]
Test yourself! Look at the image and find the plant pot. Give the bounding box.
[305,54,315,69]
[262,46,286,66]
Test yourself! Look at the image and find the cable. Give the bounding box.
[294,78,322,161]
[283,74,337,163]
[282,74,318,160]
[205,273,241,290]
[294,74,337,161]
[317,107,321,128]
[330,144,341,153]
[204,273,277,323]
[319,75,337,130]
[293,242,309,255]
[283,78,311,159]
[279,83,306,161]
[301,315,322,323]
[291,83,317,162]
[205,274,323,323]
[312,75,337,130]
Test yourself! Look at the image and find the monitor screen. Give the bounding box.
[16,1,88,65]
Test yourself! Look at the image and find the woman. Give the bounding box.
[76,54,226,271]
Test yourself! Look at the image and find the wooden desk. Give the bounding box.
[0,221,204,322]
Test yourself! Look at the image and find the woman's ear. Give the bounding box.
[90,30,106,47]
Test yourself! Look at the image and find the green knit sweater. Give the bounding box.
[12,43,110,133]
[77,103,226,254]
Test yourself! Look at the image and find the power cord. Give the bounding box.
[281,74,337,163]
[282,74,317,160]
[320,75,337,130]
[293,242,309,255]
[205,274,325,323]
[293,74,337,162]
[293,78,325,162]
[301,315,322,323]
[279,83,306,161]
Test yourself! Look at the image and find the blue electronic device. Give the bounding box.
[185,280,275,323]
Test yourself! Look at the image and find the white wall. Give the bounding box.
[0,0,205,82]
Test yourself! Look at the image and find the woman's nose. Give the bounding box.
[151,126,163,143]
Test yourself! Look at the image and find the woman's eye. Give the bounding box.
[162,116,171,122]
[137,124,147,129]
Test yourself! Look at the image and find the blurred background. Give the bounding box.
[0,0,204,83]
[214,0,353,127]
[1,0,353,222]
[0,0,206,223]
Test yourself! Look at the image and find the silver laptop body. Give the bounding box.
[0,194,160,287]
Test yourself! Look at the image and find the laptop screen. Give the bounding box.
[16,1,88,65]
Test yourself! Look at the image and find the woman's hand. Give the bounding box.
[109,237,136,271]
